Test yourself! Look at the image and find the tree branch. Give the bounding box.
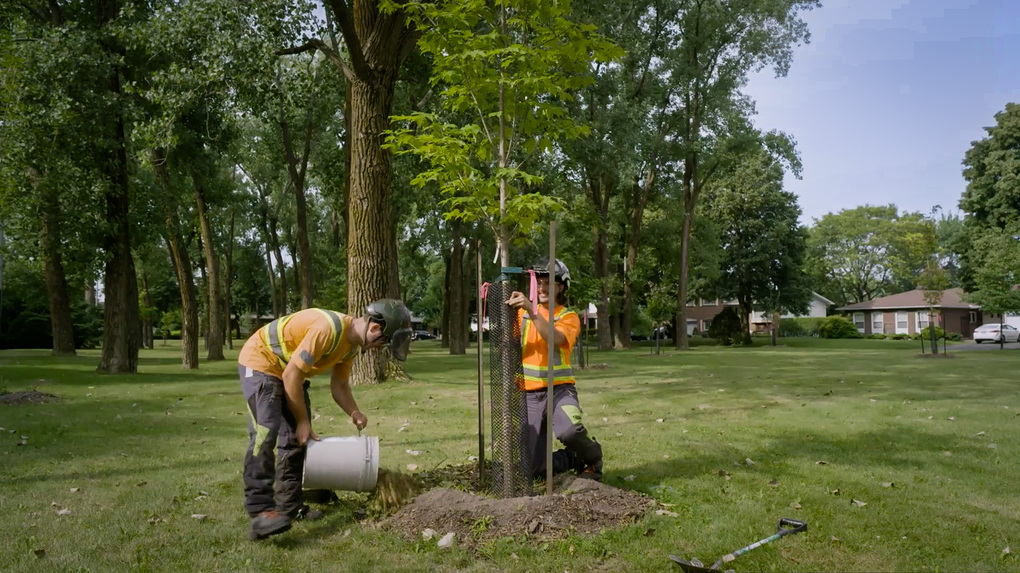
[325,0,370,81]
[278,40,355,81]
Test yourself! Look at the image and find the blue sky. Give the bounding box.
[744,0,1020,225]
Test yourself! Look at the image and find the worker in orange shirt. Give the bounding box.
[237,299,412,540]
[507,258,603,481]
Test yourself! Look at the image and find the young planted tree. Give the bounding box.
[387,0,620,262]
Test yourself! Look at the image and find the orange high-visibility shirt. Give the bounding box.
[518,305,580,391]
[238,308,357,379]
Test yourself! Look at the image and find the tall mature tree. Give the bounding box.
[670,0,818,350]
[807,205,934,306]
[707,137,809,345]
[282,0,419,384]
[959,103,1020,290]
[965,222,1020,350]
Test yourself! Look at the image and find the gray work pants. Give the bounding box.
[524,384,602,477]
[240,366,311,518]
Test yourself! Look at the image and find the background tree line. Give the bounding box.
[3,0,1014,378]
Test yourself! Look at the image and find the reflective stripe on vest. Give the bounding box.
[260,309,344,369]
[521,307,574,383]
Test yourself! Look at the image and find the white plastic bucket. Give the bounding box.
[303,436,379,492]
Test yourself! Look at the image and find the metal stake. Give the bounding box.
[546,221,556,495]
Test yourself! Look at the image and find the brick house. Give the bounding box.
[837,288,983,338]
[684,292,831,335]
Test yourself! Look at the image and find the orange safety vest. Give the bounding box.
[520,306,577,391]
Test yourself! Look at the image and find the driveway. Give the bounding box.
[952,340,1020,351]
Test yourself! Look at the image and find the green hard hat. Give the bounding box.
[366,298,413,361]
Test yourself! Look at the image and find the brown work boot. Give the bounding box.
[248,510,292,540]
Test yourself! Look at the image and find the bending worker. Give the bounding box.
[507,258,603,481]
[237,299,412,540]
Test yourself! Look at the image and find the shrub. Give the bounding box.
[866,333,887,340]
[946,332,962,342]
[890,333,910,340]
[920,325,945,339]
[779,317,826,337]
[708,307,743,346]
[818,316,862,339]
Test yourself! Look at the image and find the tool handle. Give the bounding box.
[711,519,807,569]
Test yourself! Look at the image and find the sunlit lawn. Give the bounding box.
[1,337,1018,572]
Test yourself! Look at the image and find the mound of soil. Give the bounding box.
[378,475,653,545]
[0,391,59,405]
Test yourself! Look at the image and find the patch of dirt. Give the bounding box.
[0,391,60,405]
[378,475,653,546]
[916,353,956,359]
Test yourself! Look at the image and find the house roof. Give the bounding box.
[812,292,836,306]
[837,288,979,311]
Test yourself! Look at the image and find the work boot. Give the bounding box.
[579,459,603,482]
[248,510,292,541]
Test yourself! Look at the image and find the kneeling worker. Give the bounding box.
[507,258,603,481]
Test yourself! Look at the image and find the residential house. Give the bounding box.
[749,292,834,332]
[837,288,983,338]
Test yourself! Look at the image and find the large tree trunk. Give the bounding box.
[345,67,400,385]
[152,148,199,368]
[97,0,139,374]
[192,170,224,360]
[33,169,77,356]
[322,0,416,385]
[224,210,235,349]
[449,224,466,355]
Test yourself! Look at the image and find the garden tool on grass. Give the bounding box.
[669,518,807,573]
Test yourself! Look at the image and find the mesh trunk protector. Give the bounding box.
[486,280,532,498]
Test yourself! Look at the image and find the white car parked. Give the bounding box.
[973,323,1020,344]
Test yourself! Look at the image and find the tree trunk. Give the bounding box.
[441,254,451,349]
[193,170,224,360]
[267,210,288,314]
[85,281,96,306]
[620,170,656,351]
[97,1,139,374]
[463,238,475,347]
[224,210,235,349]
[152,148,199,369]
[283,224,302,309]
[449,224,466,355]
[33,169,77,356]
[280,112,315,309]
[589,171,614,351]
[345,69,400,385]
[141,272,153,349]
[738,297,753,346]
[772,311,779,346]
[264,238,279,318]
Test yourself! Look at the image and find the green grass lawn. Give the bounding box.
[1,339,1018,572]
